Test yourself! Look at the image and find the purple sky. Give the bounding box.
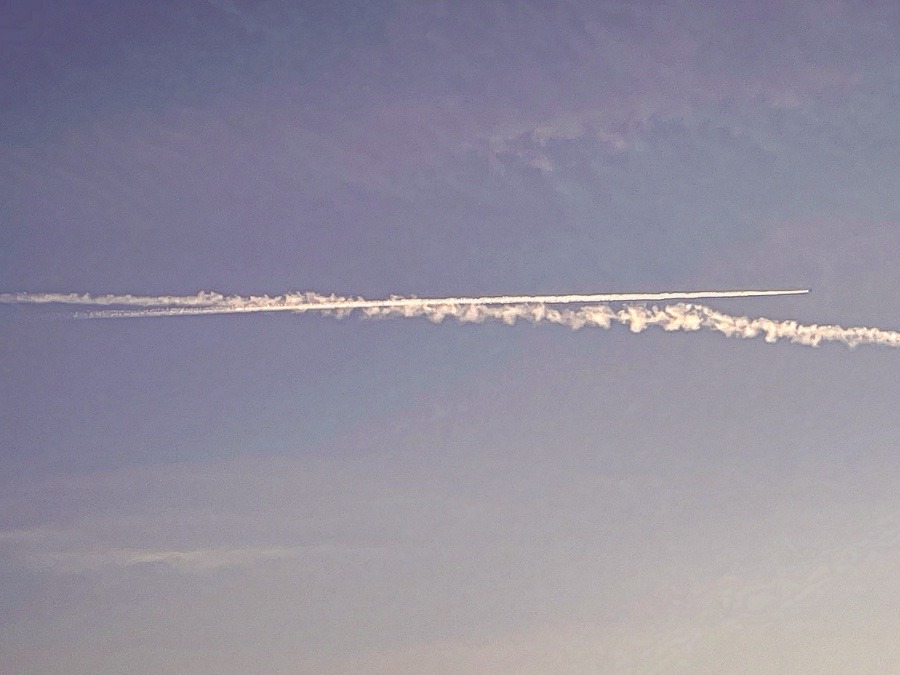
[2,1,900,672]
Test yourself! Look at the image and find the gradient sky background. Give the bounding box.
[2,1,900,672]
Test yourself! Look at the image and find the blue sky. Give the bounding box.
[2,1,900,672]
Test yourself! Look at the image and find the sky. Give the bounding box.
[1,0,899,672]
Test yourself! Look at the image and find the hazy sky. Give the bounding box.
[2,1,899,672]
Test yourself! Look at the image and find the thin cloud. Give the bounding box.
[2,288,806,310]
[26,546,303,573]
[5,287,900,348]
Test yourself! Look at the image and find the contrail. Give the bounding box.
[78,300,900,349]
[6,287,899,348]
[0,291,233,308]
[1,288,807,311]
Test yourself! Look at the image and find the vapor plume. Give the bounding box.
[0,291,232,307]
[5,287,899,349]
[2,288,805,311]
[354,301,900,349]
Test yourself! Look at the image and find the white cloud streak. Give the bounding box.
[23,546,305,574]
[0,291,233,307]
[2,288,806,310]
[359,301,900,349]
[5,287,899,349]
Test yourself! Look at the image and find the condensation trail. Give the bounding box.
[6,287,898,348]
[0,291,232,307]
[1,288,807,311]
[355,301,898,349]
[79,298,899,350]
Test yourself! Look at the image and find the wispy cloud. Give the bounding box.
[1,288,807,310]
[1,525,401,574]
[21,545,303,574]
[6,287,900,349]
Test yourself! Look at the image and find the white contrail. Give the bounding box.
[7,287,898,348]
[349,301,900,349]
[0,291,233,307]
[2,288,807,311]
[77,296,899,350]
